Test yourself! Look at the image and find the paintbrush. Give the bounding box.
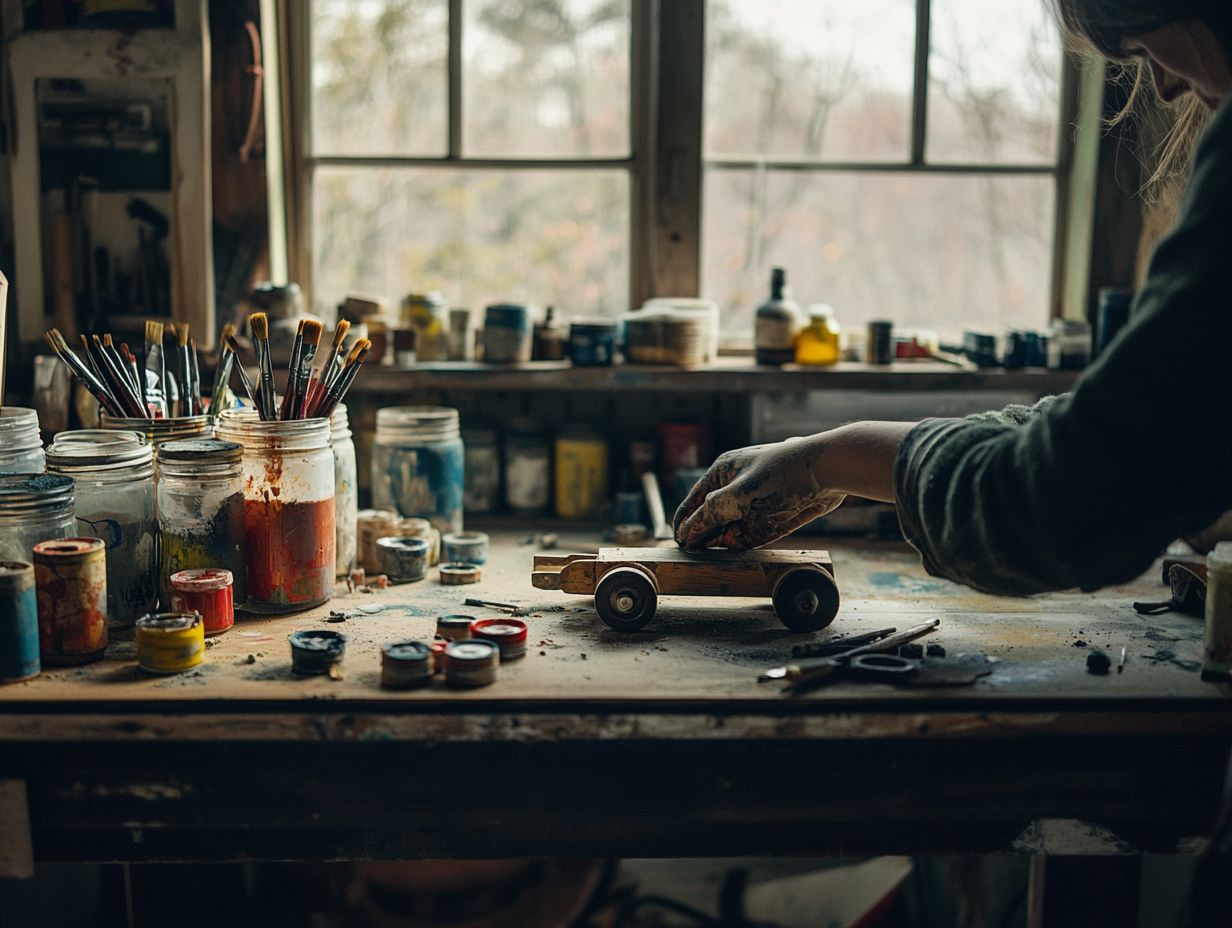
[163,323,182,415]
[288,319,322,420]
[208,323,237,420]
[121,343,142,404]
[249,312,276,421]
[143,320,166,416]
[223,334,260,411]
[306,319,349,415]
[90,334,145,417]
[315,338,371,419]
[279,319,307,420]
[101,334,137,397]
[44,329,123,416]
[176,323,193,417]
[188,337,201,416]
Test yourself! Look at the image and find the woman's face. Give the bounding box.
[1122,20,1232,110]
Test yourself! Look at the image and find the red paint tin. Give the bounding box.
[170,568,235,637]
[469,618,528,661]
[33,537,108,666]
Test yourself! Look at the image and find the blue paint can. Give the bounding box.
[568,320,621,366]
[482,304,534,364]
[0,561,40,683]
[372,407,465,533]
[289,630,346,676]
[442,531,489,565]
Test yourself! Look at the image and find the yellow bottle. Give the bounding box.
[795,305,842,366]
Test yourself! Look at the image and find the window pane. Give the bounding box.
[463,0,631,158]
[310,0,448,157]
[705,0,915,162]
[927,0,1062,164]
[702,168,1055,340]
[313,167,629,315]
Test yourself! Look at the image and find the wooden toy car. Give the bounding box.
[531,547,839,632]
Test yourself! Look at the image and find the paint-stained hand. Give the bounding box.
[673,436,846,550]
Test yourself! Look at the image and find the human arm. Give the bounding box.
[673,421,915,549]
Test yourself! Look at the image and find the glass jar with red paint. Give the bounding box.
[216,410,336,614]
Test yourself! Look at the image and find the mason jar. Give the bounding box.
[462,425,500,514]
[216,410,336,613]
[331,404,359,577]
[504,419,550,514]
[0,407,46,473]
[156,439,247,609]
[101,414,210,458]
[372,406,464,533]
[46,430,156,627]
[0,474,75,563]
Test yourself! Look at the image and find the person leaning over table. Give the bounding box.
[675,0,1232,598]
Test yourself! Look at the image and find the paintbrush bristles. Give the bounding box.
[177,322,191,347]
[250,312,268,341]
[301,319,323,347]
[331,320,350,350]
[220,322,236,343]
[344,338,367,367]
[102,334,114,348]
[145,320,163,343]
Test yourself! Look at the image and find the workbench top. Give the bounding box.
[1,531,1224,731]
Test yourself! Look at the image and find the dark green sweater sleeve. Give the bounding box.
[893,100,1232,596]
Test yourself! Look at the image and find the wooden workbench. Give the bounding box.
[1,531,1228,864]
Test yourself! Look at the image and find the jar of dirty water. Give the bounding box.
[215,410,336,613]
[463,425,500,514]
[156,439,247,609]
[331,404,359,577]
[372,406,465,533]
[0,474,75,563]
[0,407,46,473]
[46,430,156,627]
[504,418,550,514]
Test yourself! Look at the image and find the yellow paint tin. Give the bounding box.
[554,427,609,519]
[135,611,205,675]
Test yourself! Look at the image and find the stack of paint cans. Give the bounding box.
[444,639,499,687]
[380,640,434,689]
[470,618,528,662]
[288,629,347,676]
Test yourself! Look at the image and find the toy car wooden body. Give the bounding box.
[531,547,839,632]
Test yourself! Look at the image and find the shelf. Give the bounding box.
[343,360,1081,395]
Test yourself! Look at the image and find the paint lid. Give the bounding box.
[32,537,104,560]
[157,438,243,464]
[569,319,619,335]
[100,414,210,444]
[136,611,202,633]
[377,536,431,556]
[170,568,234,592]
[289,629,347,652]
[382,640,432,663]
[0,473,74,511]
[470,619,528,645]
[0,560,34,590]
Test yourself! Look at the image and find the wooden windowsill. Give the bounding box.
[344,359,1081,394]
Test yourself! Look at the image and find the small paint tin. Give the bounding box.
[0,561,39,683]
[34,537,108,667]
[398,517,441,565]
[135,611,205,675]
[429,639,448,673]
[357,509,402,573]
[288,629,347,676]
[568,320,620,366]
[442,530,489,565]
[555,426,609,520]
[614,491,645,525]
[437,613,478,641]
[482,303,534,364]
[866,320,894,365]
[444,639,499,687]
[170,568,235,637]
[381,640,434,689]
[962,329,1000,368]
[376,535,431,582]
[470,618,528,661]
[439,562,482,585]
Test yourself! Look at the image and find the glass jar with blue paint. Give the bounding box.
[568,319,621,366]
[372,406,465,533]
[46,430,157,627]
[482,303,534,364]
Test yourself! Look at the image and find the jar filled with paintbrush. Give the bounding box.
[46,430,156,627]
[155,439,247,609]
[215,409,336,613]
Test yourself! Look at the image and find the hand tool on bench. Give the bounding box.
[758,618,941,692]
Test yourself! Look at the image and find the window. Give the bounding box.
[302,0,633,317]
[703,0,1069,340]
[293,1,1075,341]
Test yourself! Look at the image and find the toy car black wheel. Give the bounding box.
[772,566,840,632]
[594,567,658,632]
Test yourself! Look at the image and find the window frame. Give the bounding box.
[284,0,1086,330]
